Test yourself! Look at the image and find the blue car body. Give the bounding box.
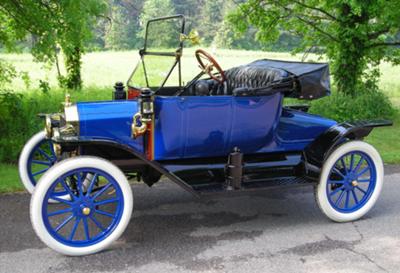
[76,94,336,161]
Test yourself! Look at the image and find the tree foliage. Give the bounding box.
[0,0,108,89]
[0,1,302,57]
[197,0,225,45]
[140,0,177,49]
[228,0,400,96]
[104,0,144,50]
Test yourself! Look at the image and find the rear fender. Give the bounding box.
[303,120,392,179]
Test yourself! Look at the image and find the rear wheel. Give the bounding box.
[30,156,133,256]
[315,141,383,222]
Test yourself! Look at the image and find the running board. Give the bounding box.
[193,176,315,196]
[156,152,309,197]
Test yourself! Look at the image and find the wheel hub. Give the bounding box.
[342,172,358,190]
[74,199,93,217]
[82,207,91,216]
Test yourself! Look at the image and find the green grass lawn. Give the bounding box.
[0,163,23,193]
[3,48,400,95]
[0,48,399,193]
[365,114,400,164]
[1,49,313,89]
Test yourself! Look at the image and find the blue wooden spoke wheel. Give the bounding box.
[19,131,58,193]
[316,141,384,222]
[30,156,133,256]
[326,151,376,212]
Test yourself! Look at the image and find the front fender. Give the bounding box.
[304,119,392,179]
[53,137,199,196]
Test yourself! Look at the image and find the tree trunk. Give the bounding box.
[64,46,82,90]
[332,44,364,96]
[333,4,367,96]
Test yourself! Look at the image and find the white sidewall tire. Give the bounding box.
[19,131,47,194]
[315,141,384,222]
[30,156,133,256]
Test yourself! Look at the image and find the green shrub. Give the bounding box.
[309,90,396,122]
[0,87,109,163]
[0,90,28,163]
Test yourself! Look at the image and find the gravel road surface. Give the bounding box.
[1,165,399,273]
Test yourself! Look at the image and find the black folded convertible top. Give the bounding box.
[241,59,331,99]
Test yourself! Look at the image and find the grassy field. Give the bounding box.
[0,48,399,193]
[0,49,393,88]
[3,48,400,106]
[0,164,22,193]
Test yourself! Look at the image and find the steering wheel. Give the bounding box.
[195,49,226,84]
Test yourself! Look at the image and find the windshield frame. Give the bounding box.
[127,14,185,92]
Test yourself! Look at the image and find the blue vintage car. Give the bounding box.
[21,15,391,256]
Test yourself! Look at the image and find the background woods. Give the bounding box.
[2,0,399,93]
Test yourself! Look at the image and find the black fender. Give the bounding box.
[54,137,199,197]
[303,119,392,180]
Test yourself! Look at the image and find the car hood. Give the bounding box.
[76,100,143,152]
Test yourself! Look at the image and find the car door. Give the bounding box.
[153,96,230,159]
[153,93,283,160]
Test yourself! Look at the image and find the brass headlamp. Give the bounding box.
[45,115,53,138]
[45,93,78,139]
[131,88,154,138]
[45,114,62,138]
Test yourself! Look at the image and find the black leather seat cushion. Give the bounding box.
[223,60,289,95]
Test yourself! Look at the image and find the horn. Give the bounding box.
[180,30,200,45]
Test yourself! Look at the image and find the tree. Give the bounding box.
[104,0,144,50]
[197,0,224,45]
[228,0,400,96]
[140,0,177,49]
[172,0,203,33]
[0,0,108,89]
[213,1,265,50]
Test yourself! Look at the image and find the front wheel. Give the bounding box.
[315,141,384,222]
[19,131,58,193]
[30,156,133,256]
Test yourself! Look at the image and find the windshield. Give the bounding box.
[128,15,185,90]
